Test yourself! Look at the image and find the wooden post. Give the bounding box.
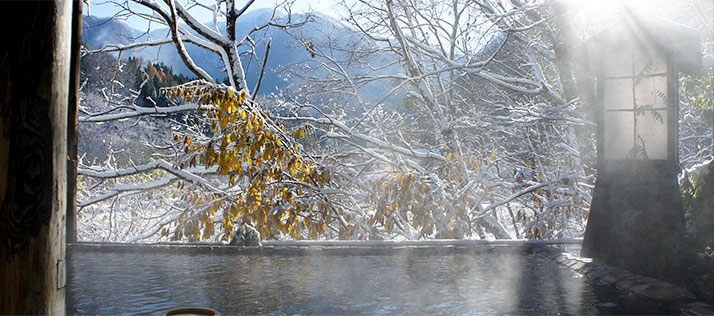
[67,0,83,244]
[0,0,72,314]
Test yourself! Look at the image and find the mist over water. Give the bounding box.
[67,247,679,315]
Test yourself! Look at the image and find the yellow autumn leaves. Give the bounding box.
[162,84,333,241]
[368,150,499,238]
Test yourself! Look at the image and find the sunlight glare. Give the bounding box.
[563,0,680,41]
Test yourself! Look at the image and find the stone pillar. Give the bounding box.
[0,0,72,314]
[582,161,686,281]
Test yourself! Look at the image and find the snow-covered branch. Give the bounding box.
[80,103,216,122]
[79,159,223,193]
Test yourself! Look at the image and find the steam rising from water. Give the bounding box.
[67,247,679,315]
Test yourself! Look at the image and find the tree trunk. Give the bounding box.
[0,0,72,314]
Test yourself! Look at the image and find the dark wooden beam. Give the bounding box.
[0,0,72,313]
[67,0,83,244]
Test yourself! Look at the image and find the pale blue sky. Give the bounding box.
[86,0,345,30]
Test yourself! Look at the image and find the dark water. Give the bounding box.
[67,246,679,315]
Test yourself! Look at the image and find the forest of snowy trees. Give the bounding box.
[75,0,712,247]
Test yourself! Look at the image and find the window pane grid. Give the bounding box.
[603,72,668,80]
[601,50,668,160]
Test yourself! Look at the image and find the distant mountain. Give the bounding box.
[82,9,359,95]
[82,15,146,48]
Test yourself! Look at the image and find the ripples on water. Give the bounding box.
[67,246,679,315]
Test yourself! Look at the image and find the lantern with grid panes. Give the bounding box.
[581,9,701,280]
[600,48,671,161]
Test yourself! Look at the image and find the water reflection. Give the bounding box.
[67,247,679,315]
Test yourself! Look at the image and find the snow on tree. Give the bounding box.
[76,0,713,243]
[78,0,337,242]
[272,0,597,240]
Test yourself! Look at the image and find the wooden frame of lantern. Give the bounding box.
[597,49,678,164]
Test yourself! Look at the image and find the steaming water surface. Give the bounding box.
[67,246,679,315]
